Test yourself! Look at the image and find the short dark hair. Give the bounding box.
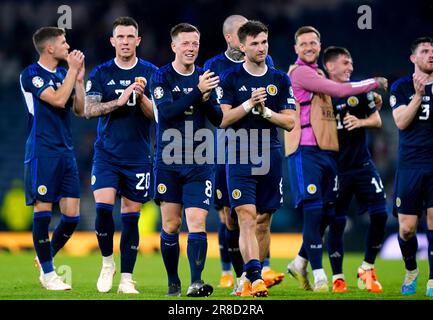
[170,23,200,40]
[411,37,433,54]
[323,46,352,66]
[294,26,321,43]
[238,20,268,43]
[32,27,65,54]
[113,16,139,34]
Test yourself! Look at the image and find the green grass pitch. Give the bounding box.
[0,251,431,300]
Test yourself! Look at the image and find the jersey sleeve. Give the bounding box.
[150,69,173,107]
[276,73,296,111]
[143,64,159,99]
[20,70,55,98]
[265,55,275,68]
[86,67,103,97]
[390,80,408,110]
[219,72,235,107]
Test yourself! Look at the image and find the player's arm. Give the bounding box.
[392,74,427,130]
[258,106,297,132]
[84,83,139,119]
[292,66,387,97]
[220,88,267,128]
[343,110,381,131]
[39,50,83,108]
[72,61,85,117]
[134,78,154,120]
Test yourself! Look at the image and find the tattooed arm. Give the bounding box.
[84,82,138,119]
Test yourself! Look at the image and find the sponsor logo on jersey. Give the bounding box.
[203,198,210,205]
[120,80,131,87]
[389,95,396,107]
[91,175,96,186]
[367,91,374,101]
[107,79,116,86]
[347,96,359,107]
[154,87,164,99]
[232,189,242,200]
[423,96,430,102]
[238,85,247,92]
[266,84,278,96]
[37,185,47,195]
[157,183,167,194]
[172,86,181,92]
[183,88,193,94]
[32,76,44,88]
[307,184,317,194]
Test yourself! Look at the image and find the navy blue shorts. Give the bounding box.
[336,161,387,216]
[227,148,283,213]
[214,164,230,210]
[393,167,433,216]
[153,166,214,210]
[91,160,152,203]
[24,156,80,205]
[287,146,338,208]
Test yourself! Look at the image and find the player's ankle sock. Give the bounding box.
[398,234,418,271]
[120,212,140,274]
[427,230,433,279]
[33,211,54,273]
[218,222,231,272]
[120,273,133,281]
[302,201,324,270]
[332,274,345,282]
[51,214,80,257]
[95,203,114,257]
[225,228,244,278]
[364,212,387,264]
[361,261,374,270]
[160,229,180,285]
[313,268,327,283]
[103,254,115,266]
[245,259,262,283]
[294,254,308,270]
[187,232,208,283]
[328,215,346,275]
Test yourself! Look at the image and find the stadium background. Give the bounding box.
[0,0,432,255]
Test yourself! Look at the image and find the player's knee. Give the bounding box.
[399,224,417,240]
[163,217,182,234]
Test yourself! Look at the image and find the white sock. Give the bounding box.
[102,254,114,266]
[262,266,271,273]
[43,271,57,282]
[332,274,345,282]
[120,273,132,281]
[313,269,327,283]
[361,261,374,270]
[294,255,308,270]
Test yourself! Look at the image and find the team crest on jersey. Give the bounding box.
[157,183,167,194]
[37,185,47,195]
[154,87,164,99]
[307,184,317,194]
[232,189,242,200]
[91,175,96,186]
[396,197,401,208]
[216,189,222,200]
[86,80,92,93]
[389,95,396,107]
[216,86,223,100]
[347,96,359,107]
[120,80,131,87]
[266,84,278,96]
[183,88,193,94]
[32,76,44,88]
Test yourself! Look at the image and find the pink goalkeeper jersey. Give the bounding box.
[290,58,379,146]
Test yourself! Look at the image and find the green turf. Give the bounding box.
[0,252,430,300]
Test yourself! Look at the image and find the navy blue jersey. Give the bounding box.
[86,58,158,165]
[151,63,216,168]
[203,52,274,76]
[20,62,74,162]
[333,91,377,172]
[390,76,433,168]
[219,63,296,161]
